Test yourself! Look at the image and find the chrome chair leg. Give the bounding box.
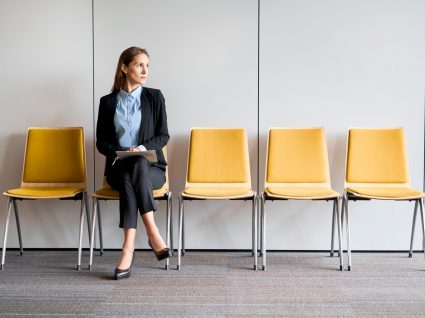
[89,198,98,270]
[1,198,13,270]
[12,199,23,256]
[343,194,352,271]
[261,194,266,271]
[77,194,86,271]
[257,198,262,256]
[166,192,174,255]
[252,195,258,271]
[336,197,343,271]
[97,200,103,256]
[419,199,425,261]
[182,199,185,256]
[165,192,171,270]
[84,192,92,245]
[330,199,336,257]
[177,195,184,270]
[409,200,419,258]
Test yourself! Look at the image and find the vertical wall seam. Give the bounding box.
[92,0,96,191]
[257,0,260,193]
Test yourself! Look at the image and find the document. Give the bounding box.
[115,150,158,163]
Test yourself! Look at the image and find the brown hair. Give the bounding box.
[111,46,149,93]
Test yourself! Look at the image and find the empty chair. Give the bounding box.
[89,148,173,270]
[177,128,258,270]
[260,127,343,271]
[1,127,89,270]
[342,127,425,270]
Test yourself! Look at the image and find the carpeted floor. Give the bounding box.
[1,250,425,317]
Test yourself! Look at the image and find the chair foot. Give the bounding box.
[0,264,4,270]
[254,265,257,271]
[348,265,351,271]
[165,264,169,270]
[176,265,180,270]
[19,252,23,256]
[77,265,81,271]
[339,265,343,271]
[262,265,266,271]
[100,251,104,256]
[330,252,334,257]
[181,252,185,256]
[409,253,413,258]
[88,265,92,270]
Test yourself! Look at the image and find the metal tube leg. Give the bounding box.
[165,193,171,270]
[1,198,13,270]
[182,199,185,256]
[419,198,425,261]
[12,200,23,256]
[252,195,257,271]
[409,200,419,258]
[77,195,86,271]
[336,198,343,271]
[97,200,103,255]
[330,199,336,257]
[344,194,352,271]
[257,195,261,256]
[84,192,91,245]
[89,198,98,270]
[261,194,266,271]
[170,194,174,255]
[177,195,184,270]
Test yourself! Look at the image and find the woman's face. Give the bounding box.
[122,53,149,87]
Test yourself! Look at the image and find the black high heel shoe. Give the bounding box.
[148,240,171,261]
[114,252,134,280]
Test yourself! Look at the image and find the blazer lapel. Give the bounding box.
[138,88,150,144]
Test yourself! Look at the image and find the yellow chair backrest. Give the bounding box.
[186,128,250,184]
[266,127,330,184]
[22,127,86,187]
[345,128,409,184]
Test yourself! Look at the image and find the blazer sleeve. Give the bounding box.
[142,90,170,153]
[96,95,127,158]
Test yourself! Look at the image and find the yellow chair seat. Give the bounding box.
[266,186,339,199]
[183,186,253,199]
[4,187,85,199]
[346,186,425,200]
[93,187,168,200]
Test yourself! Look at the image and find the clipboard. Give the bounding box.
[115,150,158,163]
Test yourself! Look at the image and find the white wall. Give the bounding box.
[0,0,93,248]
[0,0,424,250]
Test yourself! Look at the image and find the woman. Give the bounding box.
[96,46,171,280]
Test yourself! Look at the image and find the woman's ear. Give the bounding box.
[121,64,127,75]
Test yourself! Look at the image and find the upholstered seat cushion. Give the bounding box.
[93,186,168,200]
[183,186,253,199]
[4,187,85,199]
[266,186,339,199]
[346,186,425,200]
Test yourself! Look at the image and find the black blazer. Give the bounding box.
[96,87,169,176]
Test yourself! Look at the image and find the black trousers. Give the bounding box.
[107,156,166,229]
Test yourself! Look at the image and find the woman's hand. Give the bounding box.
[127,147,141,152]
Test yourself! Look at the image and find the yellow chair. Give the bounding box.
[1,127,89,270]
[342,127,425,270]
[89,148,173,270]
[177,128,258,270]
[260,127,343,271]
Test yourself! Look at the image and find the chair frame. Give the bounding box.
[341,127,425,271]
[177,128,258,271]
[89,157,173,270]
[260,127,343,271]
[1,127,90,270]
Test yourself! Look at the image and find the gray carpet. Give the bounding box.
[1,250,425,317]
